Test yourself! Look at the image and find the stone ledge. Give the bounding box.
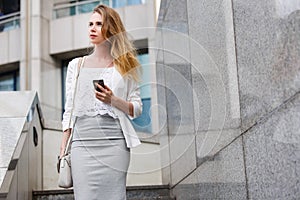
[32,184,170,195]
[32,185,174,200]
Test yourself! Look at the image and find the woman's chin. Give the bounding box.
[91,41,108,46]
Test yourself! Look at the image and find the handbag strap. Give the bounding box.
[64,56,85,155]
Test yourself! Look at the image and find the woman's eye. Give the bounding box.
[96,22,103,26]
[89,22,93,27]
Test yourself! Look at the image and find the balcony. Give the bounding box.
[0,12,21,65]
[0,12,20,33]
[53,0,146,19]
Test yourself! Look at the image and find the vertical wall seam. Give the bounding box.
[160,20,173,187]
[241,135,250,199]
[185,0,198,170]
[230,0,242,127]
[186,0,199,169]
[229,0,249,198]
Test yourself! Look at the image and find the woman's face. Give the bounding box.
[89,12,105,45]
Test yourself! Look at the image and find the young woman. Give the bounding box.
[59,4,142,200]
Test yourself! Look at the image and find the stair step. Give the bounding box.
[32,185,175,200]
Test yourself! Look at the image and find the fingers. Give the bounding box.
[95,91,106,99]
[104,84,112,91]
[96,84,113,96]
[95,89,111,104]
[96,83,104,92]
[96,83,111,93]
[95,84,113,105]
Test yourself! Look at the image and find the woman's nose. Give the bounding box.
[90,26,96,32]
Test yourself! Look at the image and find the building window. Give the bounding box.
[0,70,19,91]
[0,0,20,32]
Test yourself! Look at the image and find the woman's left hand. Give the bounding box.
[95,84,114,105]
[95,83,134,117]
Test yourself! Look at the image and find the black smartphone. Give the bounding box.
[93,79,104,92]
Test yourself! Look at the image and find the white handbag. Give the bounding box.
[57,57,84,188]
[57,153,72,188]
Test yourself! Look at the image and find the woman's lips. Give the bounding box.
[90,34,97,38]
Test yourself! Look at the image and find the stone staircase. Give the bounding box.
[32,185,176,200]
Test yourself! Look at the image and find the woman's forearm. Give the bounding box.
[111,96,133,117]
[60,129,71,158]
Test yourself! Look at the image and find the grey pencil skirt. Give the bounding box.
[71,114,130,200]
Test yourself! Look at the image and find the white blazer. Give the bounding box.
[62,57,142,148]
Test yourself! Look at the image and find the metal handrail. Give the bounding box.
[52,0,146,19]
[53,0,111,19]
[0,16,20,25]
[0,12,20,31]
[0,11,20,21]
[53,0,109,10]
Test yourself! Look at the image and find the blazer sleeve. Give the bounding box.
[61,58,78,131]
[126,77,143,120]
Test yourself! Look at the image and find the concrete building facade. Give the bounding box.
[155,0,300,199]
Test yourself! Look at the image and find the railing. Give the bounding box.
[53,0,107,19]
[0,91,43,199]
[0,12,20,32]
[53,0,146,19]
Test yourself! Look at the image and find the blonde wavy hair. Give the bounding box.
[93,4,141,82]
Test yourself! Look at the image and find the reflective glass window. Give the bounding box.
[0,71,19,91]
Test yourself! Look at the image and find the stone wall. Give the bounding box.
[156,0,300,199]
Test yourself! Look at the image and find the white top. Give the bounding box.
[74,67,117,118]
[62,57,143,148]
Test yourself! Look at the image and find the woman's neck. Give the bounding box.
[86,42,114,68]
[91,42,112,60]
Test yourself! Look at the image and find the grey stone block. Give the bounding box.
[188,0,241,131]
[159,134,171,185]
[164,64,195,135]
[156,0,168,28]
[0,91,36,117]
[173,182,247,200]
[169,134,196,186]
[243,92,300,199]
[172,137,247,199]
[161,21,189,35]
[155,63,168,136]
[196,128,241,166]
[0,118,26,168]
[192,73,211,132]
[232,0,300,131]
[164,0,188,22]
[0,169,5,188]
[160,25,190,66]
